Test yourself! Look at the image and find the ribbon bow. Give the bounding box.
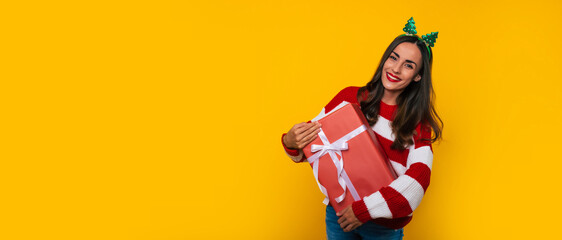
[310,129,348,203]
[311,141,348,156]
[307,125,367,204]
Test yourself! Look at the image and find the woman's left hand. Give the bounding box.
[336,205,363,232]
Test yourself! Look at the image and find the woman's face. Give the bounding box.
[381,42,423,94]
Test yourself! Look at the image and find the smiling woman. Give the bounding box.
[361,34,441,150]
[381,42,423,104]
[281,18,443,240]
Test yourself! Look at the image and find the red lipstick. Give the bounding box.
[386,72,401,82]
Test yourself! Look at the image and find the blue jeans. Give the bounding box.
[325,205,404,240]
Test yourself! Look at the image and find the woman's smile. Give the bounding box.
[386,72,401,82]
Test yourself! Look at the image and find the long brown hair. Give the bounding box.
[358,35,442,150]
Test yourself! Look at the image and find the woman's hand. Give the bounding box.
[283,122,322,149]
[337,205,363,232]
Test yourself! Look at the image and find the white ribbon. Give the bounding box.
[307,125,367,204]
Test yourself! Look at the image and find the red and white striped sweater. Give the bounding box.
[282,86,433,229]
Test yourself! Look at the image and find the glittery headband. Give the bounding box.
[401,17,438,58]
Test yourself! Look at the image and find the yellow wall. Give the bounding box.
[2,0,561,239]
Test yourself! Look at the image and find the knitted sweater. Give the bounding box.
[282,86,433,229]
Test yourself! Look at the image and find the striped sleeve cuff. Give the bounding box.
[281,133,300,156]
[352,200,372,223]
[282,133,304,162]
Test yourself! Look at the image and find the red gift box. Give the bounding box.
[303,103,397,213]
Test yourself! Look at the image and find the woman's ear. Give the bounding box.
[414,74,421,82]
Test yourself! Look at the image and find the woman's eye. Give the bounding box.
[405,64,413,69]
[389,56,397,60]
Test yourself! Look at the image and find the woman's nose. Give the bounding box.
[392,63,401,73]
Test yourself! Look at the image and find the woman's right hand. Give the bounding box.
[283,122,322,149]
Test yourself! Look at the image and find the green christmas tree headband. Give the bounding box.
[401,17,438,58]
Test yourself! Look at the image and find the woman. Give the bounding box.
[281,19,442,240]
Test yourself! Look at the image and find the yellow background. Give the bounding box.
[1,0,561,239]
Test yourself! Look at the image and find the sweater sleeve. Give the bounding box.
[351,124,433,222]
[281,133,307,163]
